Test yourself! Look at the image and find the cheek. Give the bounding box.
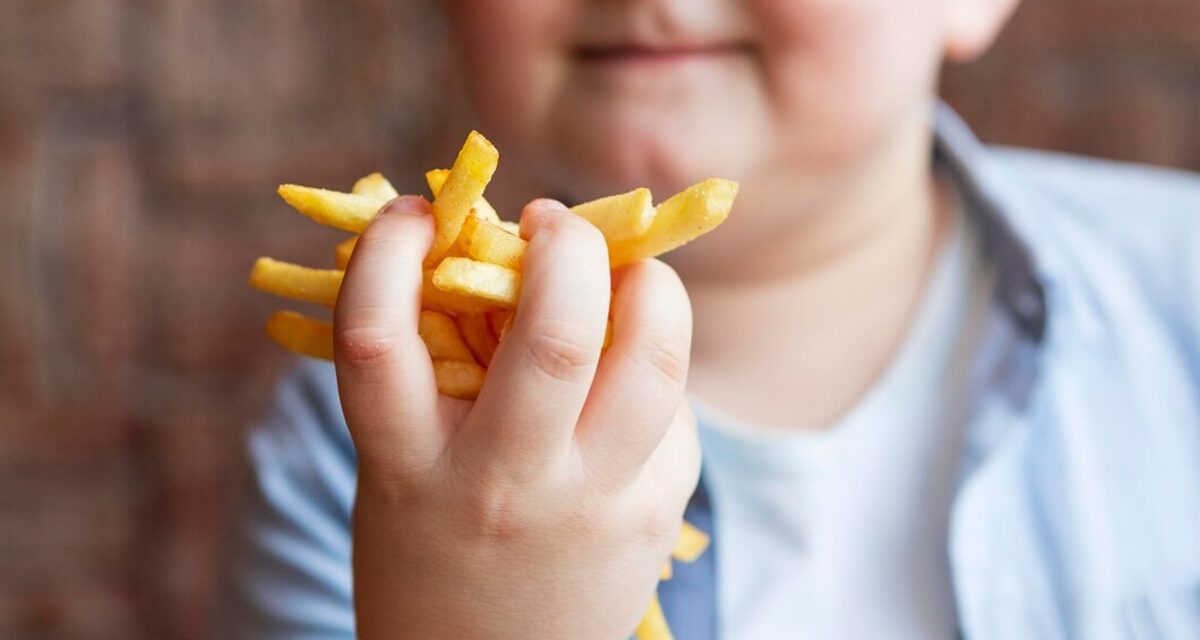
[443,1,571,151]
[751,0,947,163]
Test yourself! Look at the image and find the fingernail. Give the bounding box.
[380,195,430,217]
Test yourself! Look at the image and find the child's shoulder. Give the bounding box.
[989,146,1200,230]
[984,146,1200,278]
[982,147,1200,346]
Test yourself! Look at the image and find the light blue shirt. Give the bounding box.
[217,106,1200,639]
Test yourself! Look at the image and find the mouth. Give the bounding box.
[571,41,753,66]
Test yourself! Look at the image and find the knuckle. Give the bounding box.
[636,506,681,550]
[636,333,690,387]
[335,324,403,367]
[458,482,533,544]
[522,321,599,383]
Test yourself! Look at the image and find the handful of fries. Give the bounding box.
[249,130,730,639]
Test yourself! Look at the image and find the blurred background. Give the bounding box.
[0,1,1197,638]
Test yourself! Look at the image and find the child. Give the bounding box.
[221,1,1200,638]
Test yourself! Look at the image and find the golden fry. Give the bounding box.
[634,595,673,640]
[249,258,342,306]
[334,237,358,270]
[265,311,334,361]
[672,521,710,563]
[277,184,386,233]
[426,168,500,222]
[422,270,495,316]
[496,220,521,236]
[433,359,486,399]
[432,257,520,308]
[456,313,499,366]
[609,179,738,267]
[571,187,655,244]
[460,213,527,270]
[660,560,673,581]
[488,311,513,341]
[418,311,476,362]
[427,132,500,264]
[352,172,399,201]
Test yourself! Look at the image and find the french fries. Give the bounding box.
[427,131,499,265]
[634,595,672,640]
[421,270,497,316]
[353,172,399,201]
[426,168,501,223]
[334,237,357,270]
[570,187,655,244]
[432,360,487,400]
[609,178,738,267]
[265,311,334,361]
[250,131,735,640]
[458,213,527,270]
[456,313,499,366]
[276,185,386,233]
[673,521,710,562]
[249,258,342,307]
[433,257,520,308]
[418,311,476,363]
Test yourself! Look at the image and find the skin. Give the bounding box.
[340,0,1018,637]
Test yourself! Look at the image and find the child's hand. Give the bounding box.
[334,195,700,639]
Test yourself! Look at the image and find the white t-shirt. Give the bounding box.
[693,210,990,639]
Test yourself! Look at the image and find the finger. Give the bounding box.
[456,199,611,470]
[642,404,702,509]
[576,259,693,479]
[334,195,441,472]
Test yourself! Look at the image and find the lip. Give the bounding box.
[572,41,752,66]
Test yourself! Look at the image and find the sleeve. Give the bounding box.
[215,360,359,640]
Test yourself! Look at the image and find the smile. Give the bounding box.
[572,42,753,66]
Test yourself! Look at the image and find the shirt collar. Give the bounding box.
[933,103,1049,345]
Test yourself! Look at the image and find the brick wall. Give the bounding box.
[1,2,1196,638]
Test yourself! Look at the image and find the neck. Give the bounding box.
[680,111,952,429]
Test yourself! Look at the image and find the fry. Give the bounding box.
[426,168,500,223]
[421,270,495,316]
[352,172,399,201]
[672,521,710,563]
[249,258,342,306]
[456,313,499,366]
[634,595,673,640]
[427,132,500,264]
[432,359,486,399]
[496,220,521,236]
[497,312,514,340]
[265,311,334,361]
[418,311,476,362]
[660,560,673,581]
[571,187,655,243]
[609,179,738,267]
[277,185,386,233]
[460,213,527,270]
[432,257,520,308]
[488,311,513,341]
[334,237,357,270]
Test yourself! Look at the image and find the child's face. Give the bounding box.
[443,0,1014,201]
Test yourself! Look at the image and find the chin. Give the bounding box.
[545,111,758,203]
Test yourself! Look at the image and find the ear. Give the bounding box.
[944,0,1021,62]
